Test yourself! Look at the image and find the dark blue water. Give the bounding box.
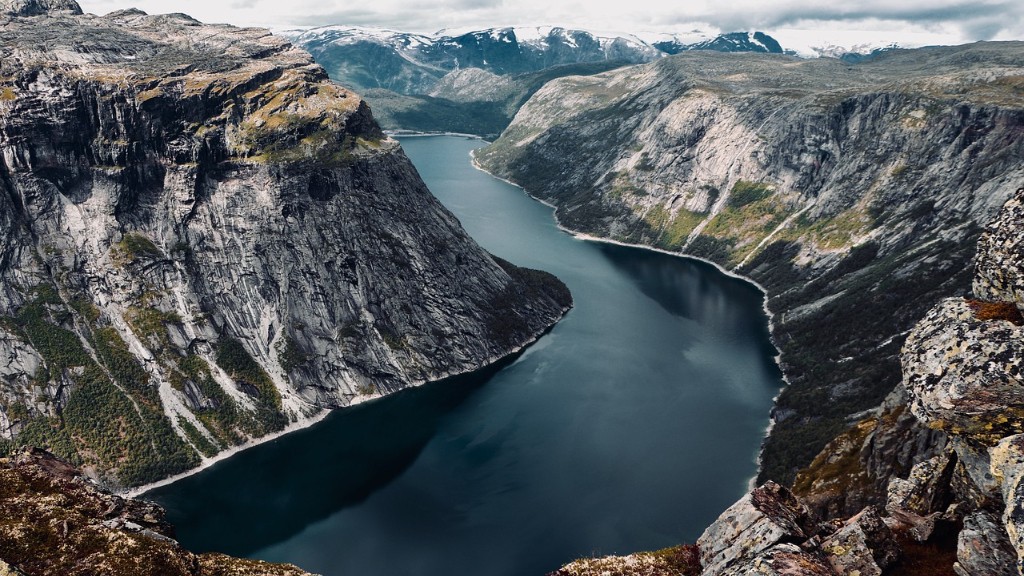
[148,136,782,576]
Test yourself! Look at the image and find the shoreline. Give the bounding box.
[466,146,789,488]
[128,300,571,499]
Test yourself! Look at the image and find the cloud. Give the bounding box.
[76,0,1023,45]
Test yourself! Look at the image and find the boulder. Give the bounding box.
[886,452,956,517]
[820,506,899,576]
[902,298,1024,445]
[698,482,810,575]
[953,510,1017,576]
[717,544,836,576]
[990,434,1024,573]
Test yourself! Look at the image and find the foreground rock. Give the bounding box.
[0,1,571,487]
[0,448,315,576]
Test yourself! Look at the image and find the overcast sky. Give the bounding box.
[76,0,1024,52]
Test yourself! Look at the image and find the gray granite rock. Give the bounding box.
[974,187,1024,310]
[820,507,899,576]
[698,482,810,575]
[954,509,1017,576]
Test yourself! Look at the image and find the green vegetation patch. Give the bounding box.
[5,289,198,486]
[727,179,773,208]
[176,416,219,458]
[172,354,247,446]
[116,233,165,262]
[125,306,182,352]
[644,205,706,250]
[777,207,876,251]
[276,335,309,373]
[215,338,287,432]
[701,195,792,265]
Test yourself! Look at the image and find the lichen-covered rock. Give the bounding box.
[793,388,948,520]
[697,482,810,575]
[953,510,1017,576]
[989,434,1024,573]
[0,447,316,575]
[0,5,570,486]
[948,437,1003,510]
[886,452,956,517]
[819,506,899,576]
[0,559,26,576]
[974,187,1024,310]
[902,298,1024,444]
[716,544,836,576]
[549,545,701,576]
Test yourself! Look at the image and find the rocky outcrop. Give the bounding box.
[696,482,812,574]
[0,447,315,576]
[0,3,571,487]
[476,42,1024,488]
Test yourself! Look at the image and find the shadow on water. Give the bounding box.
[595,244,783,377]
[147,353,521,557]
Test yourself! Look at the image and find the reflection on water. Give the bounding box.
[150,136,783,576]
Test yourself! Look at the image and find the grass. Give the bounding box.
[701,195,793,265]
[215,338,287,432]
[728,179,773,208]
[115,233,164,263]
[643,205,707,250]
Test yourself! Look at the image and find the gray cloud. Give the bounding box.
[656,0,1021,41]
[77,0,1024,44]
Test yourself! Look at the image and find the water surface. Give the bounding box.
[149,136,782,576]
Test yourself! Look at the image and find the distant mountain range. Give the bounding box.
[280,26,787,95]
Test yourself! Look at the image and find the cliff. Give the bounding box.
[546,182,1024,575]
[0,3,571,488]
[475,43,1024,489]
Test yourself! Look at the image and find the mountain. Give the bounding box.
[281,25,664,95]
[0,3,571,488]
[282,26,789,136]
[474,42,1024,492]
[653,31,784,55]
[549,186,1024,576]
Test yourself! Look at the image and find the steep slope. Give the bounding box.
[0,5,571,488]
[475,43,1024,488]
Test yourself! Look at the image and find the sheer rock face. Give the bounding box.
[0,448,315,576]
[0,6,571,487]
